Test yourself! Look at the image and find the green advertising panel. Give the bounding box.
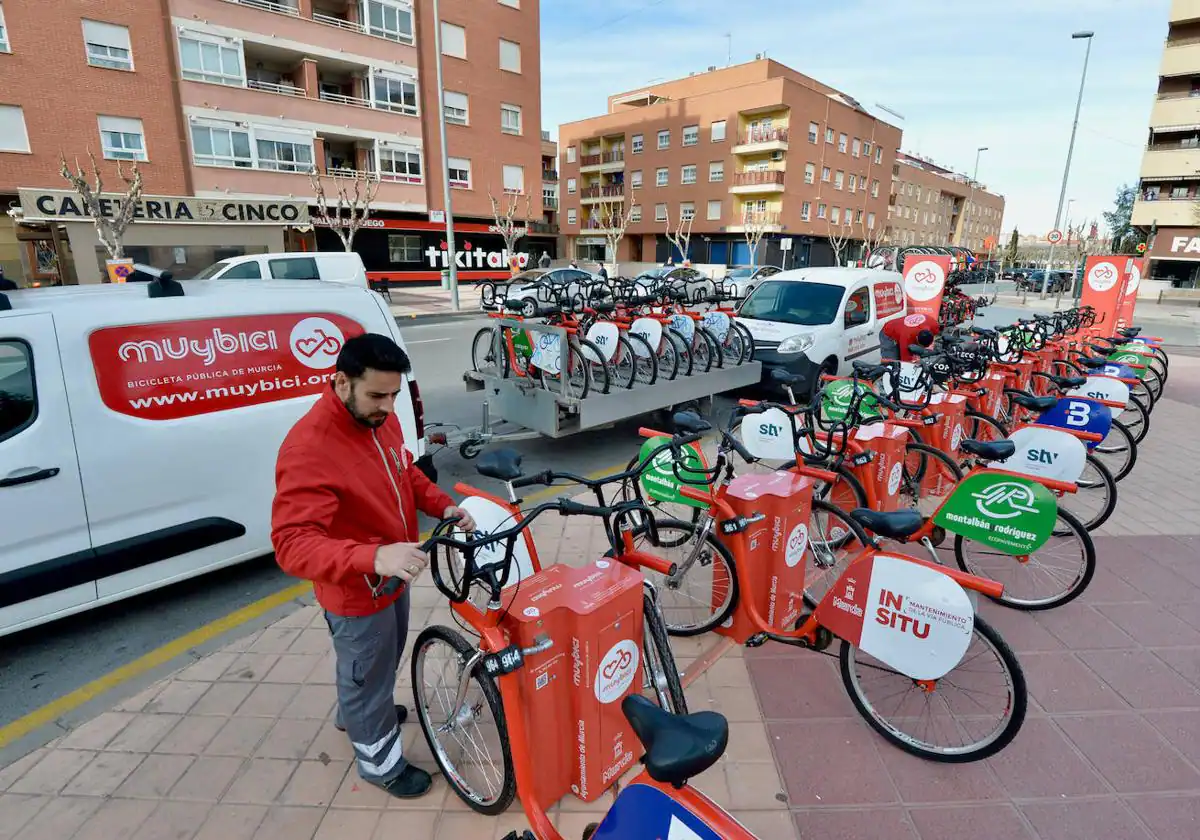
[1107,348,1150,379]
[821,379,882,423]
[512,330,534,367]
[933,471,1058,556]
[637,437,710,509]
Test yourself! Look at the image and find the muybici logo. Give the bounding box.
[595,639,640,703]
[971,481,1040,519]
[904,260,946,302]
[1087,262,1119,293]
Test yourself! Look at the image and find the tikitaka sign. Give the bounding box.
[17,189,310,226]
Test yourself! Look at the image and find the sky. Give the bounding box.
[539,0,1170,238]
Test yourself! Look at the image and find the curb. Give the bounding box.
[390,310,481,326]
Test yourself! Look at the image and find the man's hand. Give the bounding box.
[443,505,477,532]
[374,543,429,583]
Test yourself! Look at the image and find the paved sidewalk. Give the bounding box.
[387,285,482,323]
[2,358,1199,840]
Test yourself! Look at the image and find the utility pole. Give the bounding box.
[432,0,460,310]
[725,32,732,66]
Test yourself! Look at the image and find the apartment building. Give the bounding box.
[558,59,902,269]
[0,0,551,287]
[887,152,1005,253]
[1132,0,1200,286]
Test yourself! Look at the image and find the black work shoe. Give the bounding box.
[335,703,408,732]
[370,763,433,798]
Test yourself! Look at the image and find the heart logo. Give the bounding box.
[913,268,936,284]
[1093,265,1114,281]
[289,318,347,369]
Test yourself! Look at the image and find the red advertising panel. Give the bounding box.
[89,312,366,420]
[873,278,904,319]
[1079,255,1126,328]
[902,255,952,319]
[1115,256,1146,330]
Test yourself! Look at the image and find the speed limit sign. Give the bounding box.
[1047,229,1064,245]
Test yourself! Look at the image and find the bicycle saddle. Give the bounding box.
[769,368,805,387]
[1118,326,1142,338]
[851,361,889,381]
[673,411,712,434]
[1078,355,1109,368]
[1046,373,1086,388]
[1010,393,1057,412]
[628,294,657,306]
[540,305,563,317]
[970,326,997,337]
[590,301,616,314]
[908,345,939,358]
[850,508,925,540]
[960,438,1016,461]
[503,300,527,313]
[621,694,728,787]
[476,448,523,482]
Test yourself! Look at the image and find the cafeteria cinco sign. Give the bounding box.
[17,189,310,226]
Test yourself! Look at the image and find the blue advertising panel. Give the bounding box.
[1037,397,1113,450]
[591,783,735,840]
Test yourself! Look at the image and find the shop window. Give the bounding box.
[0,340,35,443]
[269,256,319,280]
[388,234,423,262]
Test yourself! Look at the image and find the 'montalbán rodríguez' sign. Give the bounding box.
[17,189,310,226]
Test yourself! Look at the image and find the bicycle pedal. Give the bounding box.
[930,525,947,546]
[745,632,769,648]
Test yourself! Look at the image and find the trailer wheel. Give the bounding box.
[459,441,484,459]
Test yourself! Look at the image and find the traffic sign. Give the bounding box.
[1047,229,1063,245]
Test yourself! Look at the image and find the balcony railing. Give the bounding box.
[1156,90,1200,100]
[738,127,789,145]
[580,154,602,167]
[227,0,415,44]
[602,150,624,163]
[247,78,306,97]
[541,130,551,141]
[326,167,381,181]
[530,220,558,234]
[732,170,785,187]
[1141,192,1198,201]
[739,211,782,226]
[313,11,365,33]
[543,196,559,209]
[229,0,300,16]
[543,170,559,182]
[319,90,371,108]
[580,151,624,167]
[580,184,624,199]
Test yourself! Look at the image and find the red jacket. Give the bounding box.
[883,313,939,362]
[271,387,453,617]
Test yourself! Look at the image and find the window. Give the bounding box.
[631,134,643,154]
[178,33,243,86]
[855,209,864,223]
[630,205,642,222]
[851,138,861,158]
[567,208,577,224]
[682,125,698,146]
[501,103,522,134]
[831,207,841,224]
[0,341,35,442]
[681,164,697,184]
[499,38,521,72]
[808,121,819,143]
[220,262,261,279]
[848,174,857,192]
[269,257,319,280]
[817,203,826,219]
[255,129,312,172]
[804,163,815,184]
[657,129,670,150]
[97,115,147,161]
[875,146,883,164]
[443,91,468,125]
[0,3,9,52]
[825,127,834,144]
[190,123,251,167]
[844,287,869,326]
[656,167,668,186]
[83,20,133,70]
[566,177,576,193]
[834,171,844,190]
[821,166,830,182]
[378,146,422,183]
[364,0,414,43]
[373,72,418,115]
[0,104,30,152]
[915,187,922,201]
[388,234,423,262]
[871,179,879,197]
[441,22,466,58]
[709,161,723,182]
[503,164,524,193]
[681,202,695,221]
[862,141,872,158]
[566,146,576,163]
[499,0,520,7]
[801,201,811,221]
[710,120,726,142]
[654,203,667,222]
[707,199,722,220]
[838,133,847,153]
[447,156,471,188]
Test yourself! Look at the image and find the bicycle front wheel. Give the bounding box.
[1093,418,1137,482]
[637,516,739,636]
[1057,454,1117,532]
[641,587,688,714]
[840,613,1027,763]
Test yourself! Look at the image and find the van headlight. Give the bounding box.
[776,334,814,354]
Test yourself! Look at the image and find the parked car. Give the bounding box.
[632,266,714,301]
[483,267,597,315]
[194,251,369,288]
[721,265,782,297]
[1016,270,1072,293]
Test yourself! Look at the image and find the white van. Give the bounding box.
[736,267,908,396]
[194,251,369,288]
[0,278,426,637]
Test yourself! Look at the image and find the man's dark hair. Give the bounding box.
[336,333,412,378]
[916,329,935,347]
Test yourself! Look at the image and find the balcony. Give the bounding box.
[542,169,558,182]
[1161,38,1200,77]
[580,150,625,173]
[732,127,789,155]
[1139,146,1200,179]
[529,220,558,235]
[247,77,305,97]
[1150,92,1200,129]
[726,210,783,233]
[543,195,558,210]
[580,184,625,204]
[1132,194,1200,226]
[729,169,785,194]
[1172,0,1200,23]
[228,0,299,15]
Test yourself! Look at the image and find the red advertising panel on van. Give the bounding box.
[89,313,365,420]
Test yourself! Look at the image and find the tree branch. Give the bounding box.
[59,150,142,260]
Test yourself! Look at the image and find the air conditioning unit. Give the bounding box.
[771,151,783,161]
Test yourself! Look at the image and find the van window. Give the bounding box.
[221,261,263,280]
[738,281,845,326]
[844,286,871,327]
[0,340,36,443]
[269,257,319,280]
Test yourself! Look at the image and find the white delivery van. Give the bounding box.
[194,251,369,288]
[735,267,908,396]
[0,277,427,637]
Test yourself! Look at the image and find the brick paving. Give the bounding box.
[1,354,1198,839]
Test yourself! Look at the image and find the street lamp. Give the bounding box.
[432,0,461,310]
[1042,30,1095,298]
[962,146,988,249]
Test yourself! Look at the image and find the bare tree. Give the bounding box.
[58,151,143,259]
[663,205,696,265]
[309,168,380,252]
[826,214,854,266]
[743,208,772,268]
[595,195,634,277]
[860,213,887,263]
[488,189,533,264]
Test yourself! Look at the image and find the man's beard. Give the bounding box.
[342,396,387,428]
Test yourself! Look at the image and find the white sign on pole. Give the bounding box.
[429,210,446,224]
[780,237,793,251]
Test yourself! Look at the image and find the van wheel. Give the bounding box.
[811,358,837,400]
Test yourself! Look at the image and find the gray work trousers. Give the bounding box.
[324,588,410,784]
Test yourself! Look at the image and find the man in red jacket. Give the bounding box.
[271,333,474,799]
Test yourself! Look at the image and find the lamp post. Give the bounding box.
[1042,31,1094,299]
[962,146,988,250]
[432,0,460,310]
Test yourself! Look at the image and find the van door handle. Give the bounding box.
[0,467,60,488]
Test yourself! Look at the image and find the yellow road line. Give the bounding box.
[0,457,632,750]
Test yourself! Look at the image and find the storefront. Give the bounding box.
[1148,226,1200,288]
[13,189,310,286]
[311,214,558,286]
